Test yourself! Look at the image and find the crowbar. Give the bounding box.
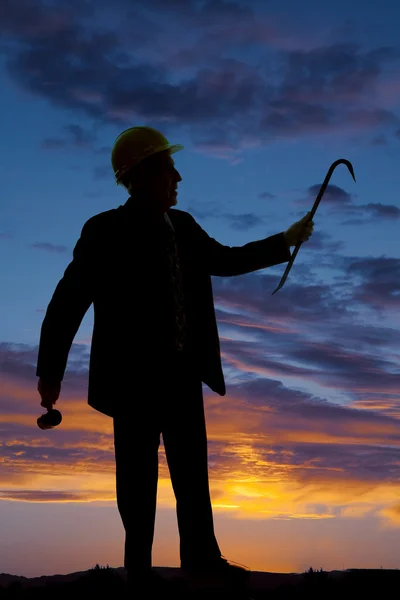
[271,158,356,295]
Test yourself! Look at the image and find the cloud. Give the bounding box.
[2,232,400,518]
[0,490,114,503]
[371,134,387,146]
[1,1,399,156]
[0,0,75,38]
[363,203,400,219]
[30,242,69,254]
[291,180,398,225]
[343,255,400,310]
[306,183,353,208]
[209,261,400,410]
[226,213,264,231]
[381,503,400,527]
[41,124,97,150]
[189,175,382,247]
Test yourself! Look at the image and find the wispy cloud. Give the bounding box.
[259,192,276,200]
[0,490,114,503]
[41,123,98,150]
[30,242,69,254]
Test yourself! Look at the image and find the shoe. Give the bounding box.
[182,556,250,589]
[126,568,166,593]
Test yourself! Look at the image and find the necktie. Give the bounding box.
[163,215,187,351]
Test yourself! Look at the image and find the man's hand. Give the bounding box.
[38,378,61,411]
[284,211,314,247]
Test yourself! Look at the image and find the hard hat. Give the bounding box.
[111,126,184,185]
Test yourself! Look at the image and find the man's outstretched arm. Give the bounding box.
[36,218,96,383]
[189,215,292,277]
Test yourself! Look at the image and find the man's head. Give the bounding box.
[111,126,183,215]
[121,150,182,214]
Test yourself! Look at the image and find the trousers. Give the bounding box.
[113,351,222,574]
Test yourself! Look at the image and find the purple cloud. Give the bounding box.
[364,203,400,219]
[2,250,400,503]
[306,183,353,208]
[0,1,399,153]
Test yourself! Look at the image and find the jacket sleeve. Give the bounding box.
[189,215,292,277]
[36,218,96,382]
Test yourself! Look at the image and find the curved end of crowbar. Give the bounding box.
[271,157,356,296]
[332,158,356,182]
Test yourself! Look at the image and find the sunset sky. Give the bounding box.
[2,0,400,579]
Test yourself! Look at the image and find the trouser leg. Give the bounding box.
[113,411,161,574]
[161,356,221,569]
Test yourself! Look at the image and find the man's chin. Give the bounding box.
[167,195,178,208]
[159,192,177,212]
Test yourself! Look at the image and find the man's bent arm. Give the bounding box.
[189,215,291,277]
[36,219,96,382]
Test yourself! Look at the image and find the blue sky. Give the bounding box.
[2,0,400,578]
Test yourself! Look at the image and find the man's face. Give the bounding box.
[157,152,182,212]
[133,151,182,214]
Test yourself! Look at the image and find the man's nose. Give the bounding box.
[175,170,182,182]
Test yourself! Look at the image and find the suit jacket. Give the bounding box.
[36,197,292,417]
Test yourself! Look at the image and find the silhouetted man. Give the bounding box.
[36,126,314,594]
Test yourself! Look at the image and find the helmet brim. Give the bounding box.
[168,143,184,155]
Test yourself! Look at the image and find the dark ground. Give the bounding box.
[1,566,399,598]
